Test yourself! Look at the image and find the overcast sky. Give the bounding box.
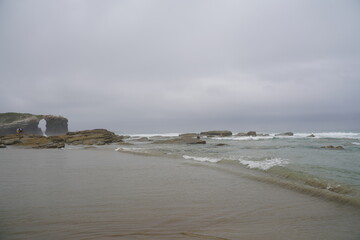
[0,0,359,133]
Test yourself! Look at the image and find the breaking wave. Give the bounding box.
[294,132,360,139]
[183,155,221,163]
[182,155,289,171]
[238,158,289,170]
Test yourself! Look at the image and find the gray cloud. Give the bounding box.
[1,0,359,133]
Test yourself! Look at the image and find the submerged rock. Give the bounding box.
[153,136,206,144]
[215,143,227,147]
[200,130,232,137]
[307,134,316,137]
[136,137,152,142]
[321,145,344,150]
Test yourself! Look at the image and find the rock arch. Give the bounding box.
[0,113,68,136]
[43,115,68,136]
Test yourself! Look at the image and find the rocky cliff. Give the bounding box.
[0,112,68,136]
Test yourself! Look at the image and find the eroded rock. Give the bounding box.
[0,112,68,136]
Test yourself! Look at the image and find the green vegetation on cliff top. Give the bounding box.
[0,112,44,124]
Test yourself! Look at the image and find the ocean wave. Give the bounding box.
[183,155,221,163]
[115,147,148,153]
[294,132,360,139]
[238,158,289,170]
[212,136,274,141]
[352,142,360,146]
[124,133,180,138]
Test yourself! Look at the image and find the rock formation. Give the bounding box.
[0,129,125,149]
[276,132,294,136]
[200,130,232,137]
[179,133,200,138]
[0,112,68,136]
[44,115,68,136]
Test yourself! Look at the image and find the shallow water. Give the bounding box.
[1,148,360,239]
[119,132,360,198]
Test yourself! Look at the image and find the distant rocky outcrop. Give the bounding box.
[307,134,316,138]
[0,112,68,136]
[236,131,270,137]
[200,130,232,137]
[276,132,294,136]
[0,129,125,149]
[179,133,200,138]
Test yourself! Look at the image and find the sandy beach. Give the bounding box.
[1,147,359,240]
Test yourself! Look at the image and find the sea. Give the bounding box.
[1,131,360,239]
[118,131,360,201]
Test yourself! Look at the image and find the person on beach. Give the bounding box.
[16,128,23,135]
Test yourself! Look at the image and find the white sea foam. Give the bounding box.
[238,158,289,170]
[115,147,147,153]
[294,132,360,139]
[352,142,360,146]
[212,135,274,141]
[124,133,180,138]
[183,155,221,163]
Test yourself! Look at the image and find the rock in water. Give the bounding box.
[321,145,344,150]
[179,133,200,138]
[276,132,294,136]
[200,130,232,137]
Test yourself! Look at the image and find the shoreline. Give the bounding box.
[2,128,360,209]
[1,148,359,239]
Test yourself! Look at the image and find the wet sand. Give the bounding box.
[0,148,359,239]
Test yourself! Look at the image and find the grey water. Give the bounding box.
[1,145,359,239]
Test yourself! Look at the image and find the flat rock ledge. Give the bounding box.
[200,130,232,137]
[0,129,125,149]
